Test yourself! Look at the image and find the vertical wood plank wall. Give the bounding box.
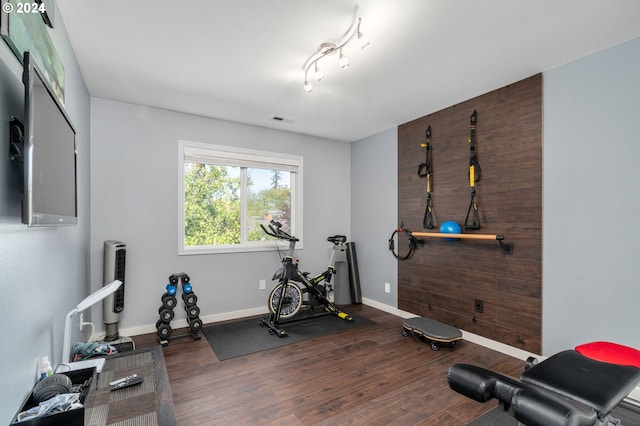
[397,74,542,353]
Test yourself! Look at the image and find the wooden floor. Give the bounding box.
[133,304,525,425]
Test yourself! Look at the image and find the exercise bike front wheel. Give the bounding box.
[268,282,303,319]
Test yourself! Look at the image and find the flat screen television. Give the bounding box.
[22,51,77,226]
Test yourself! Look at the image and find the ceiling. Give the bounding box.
[56,0,640,142]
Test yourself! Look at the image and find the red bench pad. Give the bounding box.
[575,341,640,368]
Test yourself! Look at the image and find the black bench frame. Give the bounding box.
[448,350,640,426]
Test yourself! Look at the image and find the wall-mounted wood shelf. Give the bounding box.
[411,232,514,254]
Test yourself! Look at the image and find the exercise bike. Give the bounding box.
[259,220,353,337]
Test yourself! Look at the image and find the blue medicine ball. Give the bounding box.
[440,221,461,241]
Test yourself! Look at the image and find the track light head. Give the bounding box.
[358,31,370,50]
[314,62,324,81]
[301,16,369,92]
[339,49,349,70]
[304,80,313,92]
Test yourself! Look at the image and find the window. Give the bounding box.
[178,141,302,254]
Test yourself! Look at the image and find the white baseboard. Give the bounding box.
[113,306,270,339]
[628,388,640,401]
[361,297,543,361]
[459,330,545,362]
[361,297,416,319]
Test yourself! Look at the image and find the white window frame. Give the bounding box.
[178,140,303,255]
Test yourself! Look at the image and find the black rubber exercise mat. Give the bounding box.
[202,310,375,361]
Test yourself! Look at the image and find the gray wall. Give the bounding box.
[89,98,351,332]
[542,36,640,354]
[351,36,640,357]
[351,128,398,305]
[0,9,90,423]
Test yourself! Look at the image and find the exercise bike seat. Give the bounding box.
[520,350,640,418]
[327,235,347,244]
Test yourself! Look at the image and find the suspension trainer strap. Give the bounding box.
[418,126,435,229]
[465,110,481,230]
[465,189,481,230]
[468,110,481,184]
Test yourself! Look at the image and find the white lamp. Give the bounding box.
[60,280,123,373]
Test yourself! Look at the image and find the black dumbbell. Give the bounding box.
[189,318,203,332]
[158,308,174,323]
[157,323,172,339]
[185,305,200,319]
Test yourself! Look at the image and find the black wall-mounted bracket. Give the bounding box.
[496,236,515,255]
[9,117,24,162]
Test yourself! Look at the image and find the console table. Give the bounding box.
[83,346,176,425]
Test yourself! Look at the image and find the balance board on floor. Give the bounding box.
[402,316,462,351]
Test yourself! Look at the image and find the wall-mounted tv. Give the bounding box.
[22,51,77,226]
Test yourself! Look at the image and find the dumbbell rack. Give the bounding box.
[156,273,203,346]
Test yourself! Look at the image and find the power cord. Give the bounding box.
[79,314,95,339]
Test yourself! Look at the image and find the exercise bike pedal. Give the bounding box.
[338,312,354,321]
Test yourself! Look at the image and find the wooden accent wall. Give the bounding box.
[397,74,542,353]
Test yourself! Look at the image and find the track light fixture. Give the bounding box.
[302,17,369,93]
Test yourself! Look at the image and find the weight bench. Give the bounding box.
[448,348,640,426]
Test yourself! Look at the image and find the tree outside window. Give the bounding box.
[179,141,301,254]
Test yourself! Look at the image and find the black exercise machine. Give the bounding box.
[448,345,640,426]
[259,220,353,337]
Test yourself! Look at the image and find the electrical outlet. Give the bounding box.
[474,299,484,313]
[259,279,266,290]
[384,282,391,293]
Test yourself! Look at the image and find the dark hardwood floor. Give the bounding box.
[133,304,524,425]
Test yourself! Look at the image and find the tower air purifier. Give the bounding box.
[103,240,126,341]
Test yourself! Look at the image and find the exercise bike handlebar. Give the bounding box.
[260,220,299,242]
